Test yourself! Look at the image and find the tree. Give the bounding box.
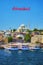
[13,29,16,32]
[8,36,13,43]
[26,29,30,32]
[33,28,38,31]
[24,34,31,42]
[26,29,32,34]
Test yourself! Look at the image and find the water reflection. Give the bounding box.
[18,50,22,54]
[4,49,11,54]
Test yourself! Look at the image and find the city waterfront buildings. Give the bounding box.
[0,24,43,48]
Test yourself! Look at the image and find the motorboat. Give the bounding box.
[5,47,18,50]
[29,46,40,50]
[19,45,29,50]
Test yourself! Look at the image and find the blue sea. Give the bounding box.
[0,49,43,65]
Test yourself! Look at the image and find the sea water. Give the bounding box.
[0,49,43,65]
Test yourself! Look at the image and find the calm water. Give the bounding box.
[0,49,43,65]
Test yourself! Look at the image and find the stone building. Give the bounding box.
[31,35,43,43]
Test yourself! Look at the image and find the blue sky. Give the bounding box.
[0,0,43,30]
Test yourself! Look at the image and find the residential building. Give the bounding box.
[4,30,11,37]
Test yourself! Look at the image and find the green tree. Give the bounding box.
[13,29,16,32]
[33,28,38,31]
[24,34,31,43]
[39,29,43,32]
[26,29,30,32]
[26,29,32,35]
[8,36,13,42]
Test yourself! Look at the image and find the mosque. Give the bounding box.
[13,24,29,42]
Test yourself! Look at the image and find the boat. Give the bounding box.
[19,45,29,50]
[4,45,40,50]
[29,46,40,50]
[5,45,29,50]
[5,46,18,50]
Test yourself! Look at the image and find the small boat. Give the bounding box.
[5,46,18,50]
[19,45,29,50]
[29,46,40,50]
[19,47,29,50]
[6,47,18,50]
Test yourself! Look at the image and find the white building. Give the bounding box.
[16,24,28,33]
[4,30,11,37]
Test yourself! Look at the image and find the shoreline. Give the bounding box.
[0,42,42,50]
